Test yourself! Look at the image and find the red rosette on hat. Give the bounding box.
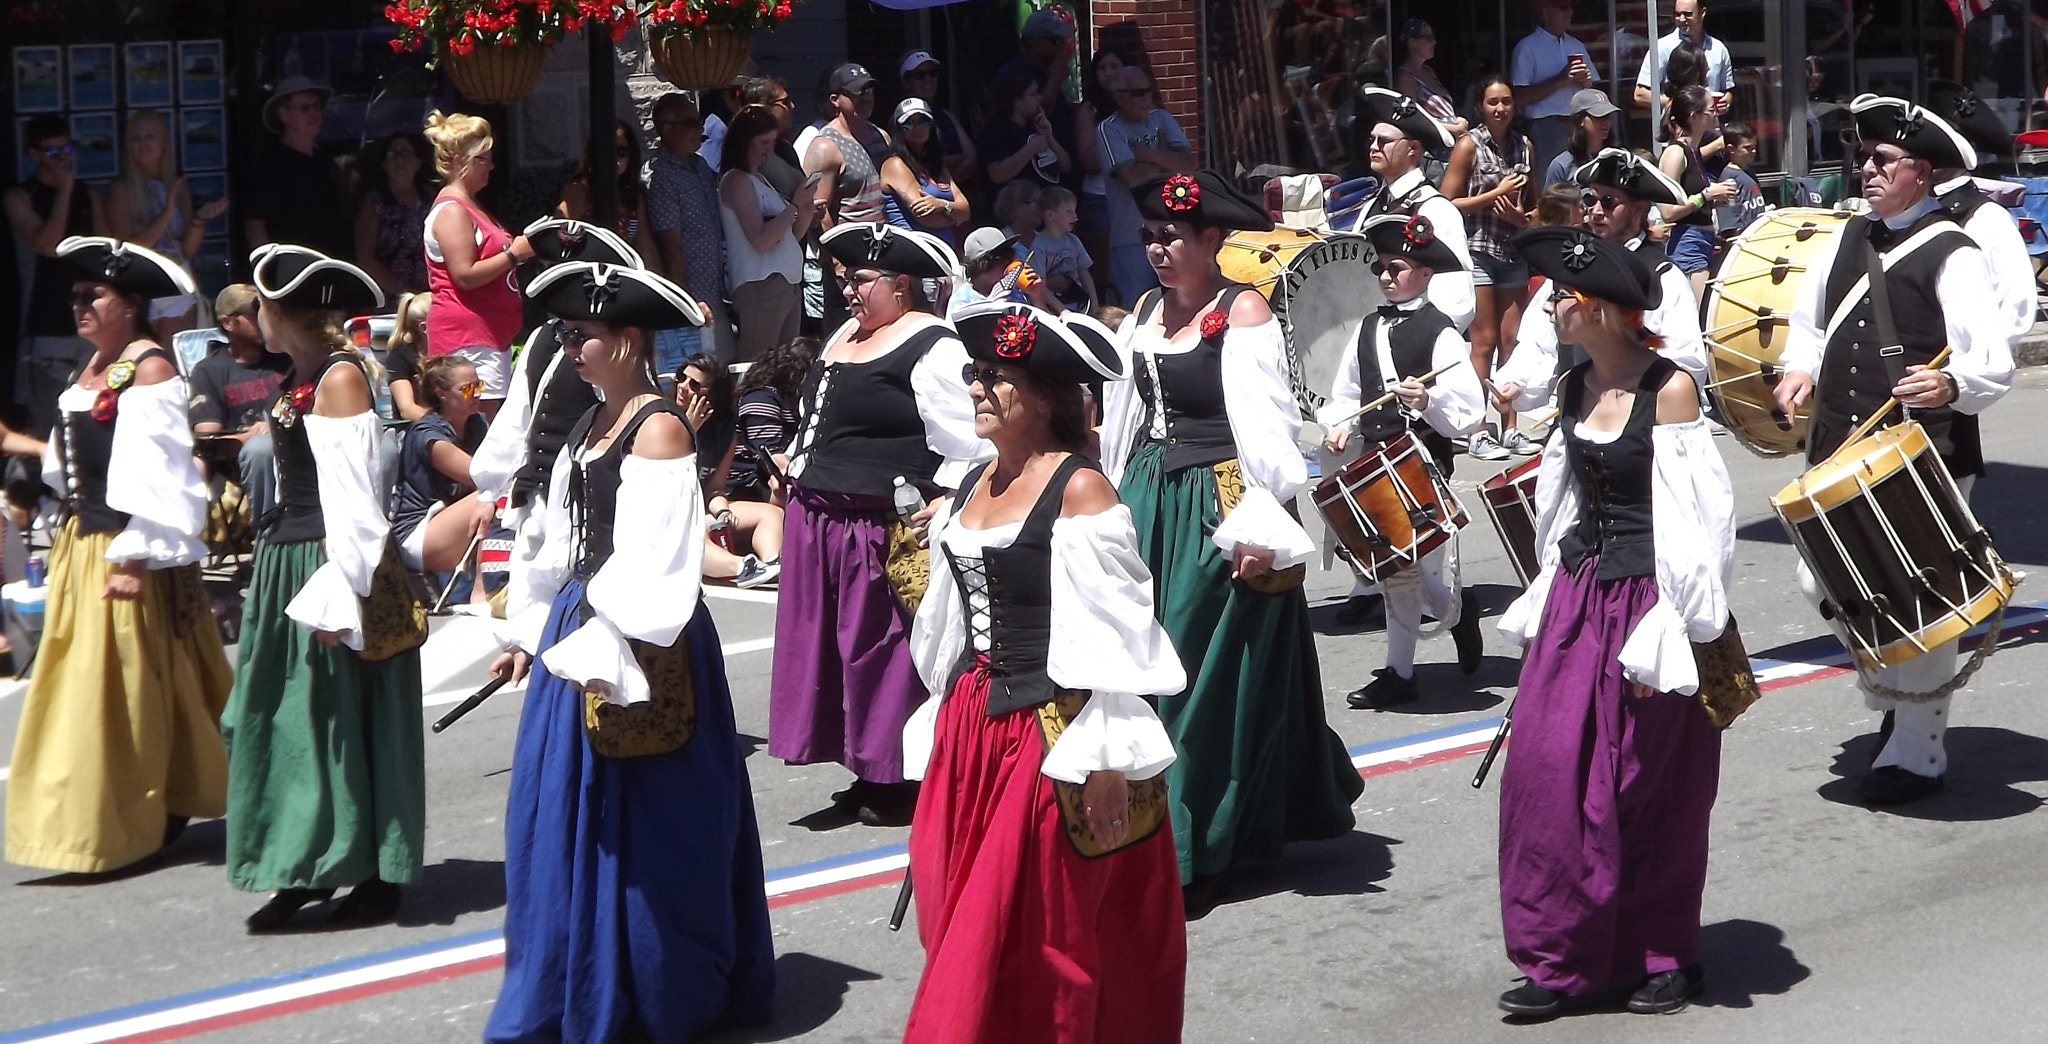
[992,313,1037,359]
[1162,173,1201,213]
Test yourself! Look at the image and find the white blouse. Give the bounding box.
[1314,302,1488,441]
[43,378,210,568]
[1936,175,2037,345]
[786,313,992,492]
[504,427,706,708]
[903,496,1183,785]
[1495,416,1736,695]
[1100,311,1318,569]
[1497,236,1707,412]
[282,411,392,650]
[467,322,556,512]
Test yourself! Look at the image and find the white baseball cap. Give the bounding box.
[893,97,936,126]
[900,51,941,76]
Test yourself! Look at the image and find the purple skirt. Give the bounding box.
[766,484,926,783]
[1497,557,1721,994]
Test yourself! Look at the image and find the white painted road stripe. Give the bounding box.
[1351,726,1497,770]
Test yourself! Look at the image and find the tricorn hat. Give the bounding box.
[1516,226,1664,313]
[1574,147,1689,206]
[250,244,385,312]
[820,221,960,279]
[524,262,707,329]
[57,236,196,299]
[1362,213,1464,273]
[954,302,1126,385]
[1134,170,1275,231]
[1358,86,1457,151]
[1922,80,2009,162]
[1849,94,1977,171]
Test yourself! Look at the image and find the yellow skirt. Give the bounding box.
[4,520,233,873]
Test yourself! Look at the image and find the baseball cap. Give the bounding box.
[1021,8,1077,39]
[893,97,936,126]
[962,227,1022,265]
[1570,88,1620,117]
[827,63,876,96]
[900,50,941,76]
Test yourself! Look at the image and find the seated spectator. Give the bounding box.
[390,355,490,576]
[730,335,817,507]
[189,283,289,522]
[674,353,779,588]
[385,291,431,422]
[1027,186,1096,312]
[948,227,1061,317]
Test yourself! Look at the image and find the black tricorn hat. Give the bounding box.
[1358,86,1456,150]
[250,244,385,312]
[1134,170,1275,231]
[1849,93,1976,171]
[1923,80,2009,162]
[819,221,960,279]
[524,262,707,328]
[1516,225,1663,313]
[521,217,645,272]
[1362,213,1464,273]
[954,302,1126,385]
[57,236,196,299]
[1574,148,1688,206]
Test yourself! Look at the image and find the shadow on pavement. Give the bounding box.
[1696,918,1810,1008]
[17,817,229,885]
[1308,582,1525,637]
[737,732,765,759]
[1819,725,2048,821]
[1201,830,1400,918]
[1977,462,2048,568]
[1337,660,1514,716]
[702,952,885,1043]
[396,857,508,927]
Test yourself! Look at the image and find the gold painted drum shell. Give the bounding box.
[1311,432,1468,582]
[1705,207,1850,457]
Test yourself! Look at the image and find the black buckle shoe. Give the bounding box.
[1859,765,1943,806]
[1452,591,1483,675]
[1348,668,1419,710]
[1498,979,1566,1017]
[1626,964,1703,1014]
[856,781,920,827]
[245,888,335,933]
[326,878,403,926]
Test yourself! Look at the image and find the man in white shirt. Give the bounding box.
[1511,0,1599,169]
[1359,87,1474,331]
[1926,79,2037,346]
[1632,0,1734,109]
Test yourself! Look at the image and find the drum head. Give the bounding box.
[1270,234,1382,418]
[1705,208,1848,457]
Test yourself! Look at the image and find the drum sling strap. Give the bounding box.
[1854,220,1912,421]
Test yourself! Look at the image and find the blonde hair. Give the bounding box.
[117,110,178,233]
[391,291,432,352]
[423,110,494,178]
[266,301,390,387]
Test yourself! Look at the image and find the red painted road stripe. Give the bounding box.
[111,955,506,1044]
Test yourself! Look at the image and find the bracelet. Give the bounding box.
[1687,193,1705,209]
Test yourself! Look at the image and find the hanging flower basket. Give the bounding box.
[445,43,550,103]
[650,26,753,88]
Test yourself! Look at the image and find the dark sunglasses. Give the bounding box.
[1369,258,1415,276]
[72,287,102,308]
[38,143,74,158]
[1579,190,1626,211]
[962,364,1013,388]
[1137,226,1183,247]
[1550,284,1590,306]
[903,116,934,128]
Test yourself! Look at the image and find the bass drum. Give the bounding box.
[1219,227,1382,419]
[1703,207,1849,457]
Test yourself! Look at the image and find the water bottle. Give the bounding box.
[892,476,926,519]
[23,554,44,588]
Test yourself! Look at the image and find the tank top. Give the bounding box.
[882,170,959,249]
[720,169,803,287]
[22,178,97,337]
[1671,141,1714,228]
[819,126,886,225]
[425,195,524,355]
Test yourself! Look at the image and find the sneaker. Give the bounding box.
[1501,429,1542,456]
[734,556,780,589]
[1467,431,1512,461]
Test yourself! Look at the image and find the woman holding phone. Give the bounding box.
[720,104,821,362]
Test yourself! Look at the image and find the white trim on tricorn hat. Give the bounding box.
[1358,86,1456,151]
[1573,147,1688,206]
[1849,93,1977,172]
[820,221,961,280]
[525,261,707,328]
[249,243,385,312]
[56,236,196,298]
[521,216,645,270]
[955,301,1127,384]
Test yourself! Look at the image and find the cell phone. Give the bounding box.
[802,170,826,190]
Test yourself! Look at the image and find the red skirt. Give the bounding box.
[904,662,1186,1044]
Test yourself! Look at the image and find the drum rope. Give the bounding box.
[1857,601,2007,704]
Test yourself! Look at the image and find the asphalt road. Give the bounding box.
[7,370,2048,1044]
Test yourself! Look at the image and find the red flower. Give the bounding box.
[991,314,1036,360]
[1199,309,1228,339]
[1162,173,1200,213]
[90,389,117,424]
[289,383,317,414]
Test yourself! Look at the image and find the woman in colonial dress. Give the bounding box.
[4,236,228,874]
[223,245,423,931]
[1097,171,1363,906]
[902,302,1185,1043]
[768,222,987,826]
[484,261,774,1043]
[1493,226,1734,1019]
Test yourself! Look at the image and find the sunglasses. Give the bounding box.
[1137,226,1183,247]
[1579,190,1626,211]
[1370,259,1419,277]
[1856,144,1909,170]
[38,143,74,159]
[1550,284,1591,306]
[458,380,484,398]
[771,97,795,109]
[1370,132,1408,149]
[962,364,1013,388]
[903,116,934,128]
[72,287,103,308]
[678,374,708,392]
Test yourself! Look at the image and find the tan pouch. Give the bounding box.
[583,637,698,758]
[1035,689,1169,858]
[1211,458,1307,594]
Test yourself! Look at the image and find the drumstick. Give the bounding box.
[1323,361,1468,430]
[1826,346,1955,460]
[431,531,486,616]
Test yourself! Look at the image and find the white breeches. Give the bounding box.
[1383,541,1461,678]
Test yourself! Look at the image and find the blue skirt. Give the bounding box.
[486,580,776,1043]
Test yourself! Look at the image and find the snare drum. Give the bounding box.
[1219,227,1381,417]
[1312,432,1469,582]
[1704,208,1849,457]
[1480,457,1543,587]
[1770,422,2015,672]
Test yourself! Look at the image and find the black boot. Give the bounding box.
[1348,668,1419,710]
[327,877,403,926]
[1626,964,1704,1014]
[857,781,920,827]
[1452,591,1483,675]
[1498,979,1567,1017]
[1859,765,1943,806]
[245,888,335,933]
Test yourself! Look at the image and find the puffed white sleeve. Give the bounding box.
[1936,245,2017,417]
[1649,264,1708,391]
[1496,428,1579,649]
[469,336,542,505]
[1780,229,1842,378]
[1616,418,1734,694]
[909,330,994,489]
[538,453,705,707]
[1214,318,1318,568]
[284,412,389,648]
[902,497,965,781]
[1041,506,1184,783]
[1423,195,1476,331]
[503,447,576,655]
[1313,318,1365,431]
[1964,203,2037,345]
[1420,324,1487,438]
[103,379,209,567]
[1098,312,1144,484]
[1498,293,1560,412]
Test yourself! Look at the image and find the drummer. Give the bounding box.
[1773,94,2015,807]
[1925,81,2036,347]
[1358,87,1474,331]
[1492,148,1706,417]
[1318,213,1487,708]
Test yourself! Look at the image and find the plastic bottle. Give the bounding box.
[892,475,926,518]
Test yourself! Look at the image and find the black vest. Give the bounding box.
[1555,359,1672,581]
[57,347,177,535]
[1367,176,1439,220]
[946,455,1099,717]
[510,322,601,509]
[265,352,367,545]
[1938,180,1997,224]
[565,398,690,578]
[1808,211,1982,476]
[1353,303,1456,474]
[788,324,951,498]
[1129,286,1251,472]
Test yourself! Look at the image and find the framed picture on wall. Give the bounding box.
[1856,58,1919,102]
[180,107,226,171]
[186,172,229,237]
[124,41,174,108]
[178,39,224,105]
[13,46,63,112]
[67,44,116,110]
[70,111,118,181]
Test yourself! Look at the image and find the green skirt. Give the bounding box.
[1122,442,1363,884]
[222,538,425,892]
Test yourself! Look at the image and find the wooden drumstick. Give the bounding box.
[1324,361,1468,430]
[1826,346,1954,461]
